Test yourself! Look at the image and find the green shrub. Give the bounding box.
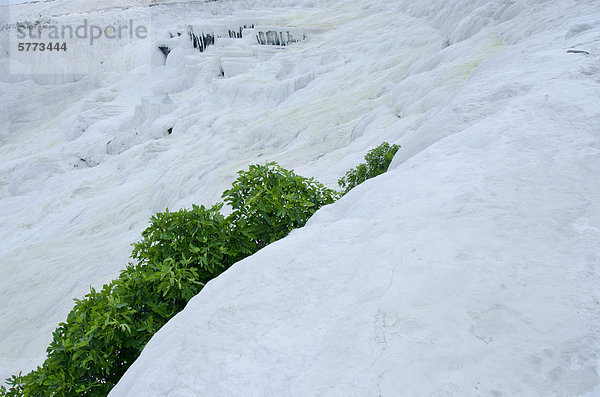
[131,203,240,281]
[1,205,227,396]
[1,162,337,397]
[223,162,338,250]
[338,142,400,195]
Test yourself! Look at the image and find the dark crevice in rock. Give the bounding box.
[188,26,215,53]
[567,49,590,55]
[255,30,305,46]
[228,24,255,38]
[158,45,171,57]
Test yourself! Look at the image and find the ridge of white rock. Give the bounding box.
[1,0,599,394]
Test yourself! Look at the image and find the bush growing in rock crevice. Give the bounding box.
[1,143,398,396]
[0,163,336,397]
